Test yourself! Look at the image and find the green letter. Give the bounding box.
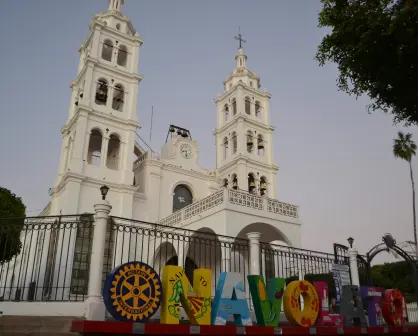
[248,275,285,326]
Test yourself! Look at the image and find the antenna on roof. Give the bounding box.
[150,106,154,146]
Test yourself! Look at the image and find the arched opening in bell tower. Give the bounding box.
[101,40,113,62]
[257,134,265,156]
[245,96,251,115]
[87,129,103,166]
[95,79,109,106]
[224,104,229,122]
[112,84,125,111]
[223,179,228,188]
[232,98,237,115]
[255,101,261,119]
[117,45,128,67]
[260,176,267,196]
[232,174,238,190]
[248,173,256,193]
[246,131,254,153]
[231,132,237,154]
[223,137,229,159]
[106,134,121,170]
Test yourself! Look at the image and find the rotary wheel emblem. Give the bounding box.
[103,261,162,322]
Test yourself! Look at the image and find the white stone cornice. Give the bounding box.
[103,25,143,45]
[62,107,140,133]
[89,109,141,128]
[56,171,137,194]
[86,58,143,82]
[214,115,275,135]
[217,154,279,173]
[73,67,87,87]
[141,161,219,182]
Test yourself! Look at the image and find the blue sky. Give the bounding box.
[0,0,415,260]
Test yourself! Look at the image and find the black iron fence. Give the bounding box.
[1,215,362,304]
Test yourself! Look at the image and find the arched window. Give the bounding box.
[173,184,193,213]
[246,131,254,153]
[223,137,229,159]
[260,177,267,196]
[232,174,238,190]
[257,134,265,156]
[232,98,237,115]
[112,84,125,111]
[231,132,237,154]
[101,40,113,62]
[255,101,261,119]
[87,129,103,166]
[95,79,109,105]
[248,174,256,193]
[224,104,229,121]
[106,134,121,170]
[117,45,128,66]
[245,97,251,115]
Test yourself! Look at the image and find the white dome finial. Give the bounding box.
[108,0,124,12]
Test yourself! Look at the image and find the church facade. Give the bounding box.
[47,0,302,247]
[0,0,302,309]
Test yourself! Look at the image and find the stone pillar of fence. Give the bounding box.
[348,247,360,287]
[247,232,261,275]
[85,200,112,321]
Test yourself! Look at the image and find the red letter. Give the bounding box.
[314,282,343,327]
[381,289,408,326]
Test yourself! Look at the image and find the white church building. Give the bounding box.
[0,0,303,314]
[48,0,301,243]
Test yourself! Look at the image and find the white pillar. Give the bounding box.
[85,200,112,321]
[348,247,360,287]
[247,232,261,275]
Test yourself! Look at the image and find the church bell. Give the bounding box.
[232,179,238,190]
[181,130,188,138]
[169,126,175,133]
[177,128,182,136]
[260,181,266,191]
[257,140,264,149]
[249,180,255,191]
[96,84,108,103]
[247,135,253,146]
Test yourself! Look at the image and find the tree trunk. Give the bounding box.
[409,160,418,259]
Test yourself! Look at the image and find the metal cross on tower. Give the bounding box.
[234,27,246,49]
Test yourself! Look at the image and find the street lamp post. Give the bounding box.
[347,237,360,287]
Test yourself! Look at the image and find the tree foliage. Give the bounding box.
[393,131,417,162]
[316,0,418,125]
[0,187,26,264]
[371,261,416,302]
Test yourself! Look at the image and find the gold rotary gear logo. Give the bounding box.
[109,262,161,322]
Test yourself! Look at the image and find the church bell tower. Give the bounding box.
[50,0,144,216]
[214,30,278,198]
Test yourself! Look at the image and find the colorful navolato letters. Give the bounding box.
[103,261,409,327]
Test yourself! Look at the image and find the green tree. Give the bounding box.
[393,132,417,258]
[0,187,26,263]
[316,0,418,125]
[371,261,415,302]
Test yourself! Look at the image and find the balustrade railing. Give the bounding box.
[133,151,160,169]
[157,188,299,227]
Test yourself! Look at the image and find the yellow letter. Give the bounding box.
[161,265,211,325]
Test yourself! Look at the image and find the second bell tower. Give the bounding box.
[214,32,278,198]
